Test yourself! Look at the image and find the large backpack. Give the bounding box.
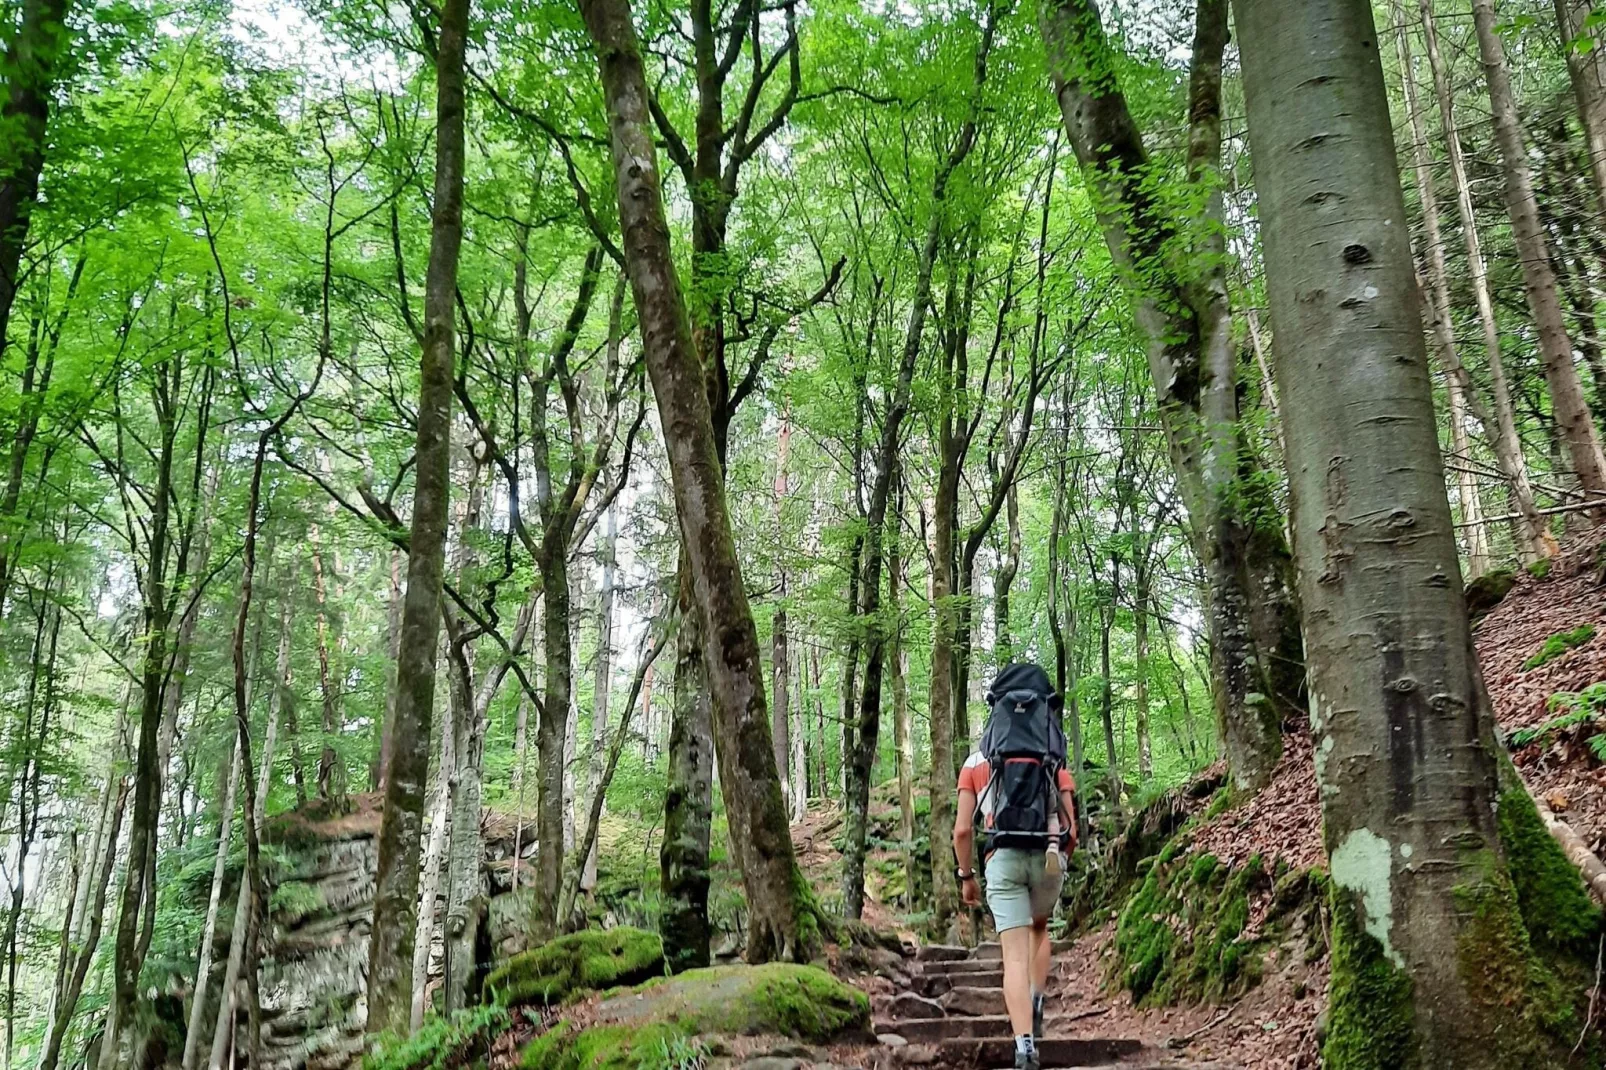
[977,663,1067,851]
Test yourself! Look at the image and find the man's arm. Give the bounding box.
[955,787,980,904]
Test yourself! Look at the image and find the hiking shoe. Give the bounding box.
[1032,991,1046,1039]
[1013,1046,1040,1070]
[1044,845,1063,878]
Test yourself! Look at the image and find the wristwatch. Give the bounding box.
[955,867,974,882]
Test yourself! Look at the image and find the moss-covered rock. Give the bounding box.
[485,927,665,1007]
[1467,566,1518,623]
[521,964,869,1070]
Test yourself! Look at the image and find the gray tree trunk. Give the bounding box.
[1554,0,1606,216]
[1237,0,1583,1062]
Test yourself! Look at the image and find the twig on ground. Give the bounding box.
[1574,932,1604,1055]
[1167,1001,1240,1049]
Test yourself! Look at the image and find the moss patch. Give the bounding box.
[485,927,665,1007]
[1112,850,1301,1006]
[522,965,868,1070]
[1496,788,1601,956]
[1322,889,1417,1070]
[1522,625,1596,671]
[1452,856,1581,1069]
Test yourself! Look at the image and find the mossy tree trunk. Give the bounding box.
[365,0,469,1033]
[1237,1,1596,1064]
[580,0,818,962]
[1040,0,1302,796]
[661,595,715,973]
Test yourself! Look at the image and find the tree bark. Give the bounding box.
[1416,0,1553,559]
[1237,1,1578,1062]
[365,0,469,1034]
[1470,0,1606,500]
[584,502,617,892]
[1554,0,1606,217]
[0,0,72,358]
[660,588,715,973]
[582,0,817,959]
[410,676,453,1029]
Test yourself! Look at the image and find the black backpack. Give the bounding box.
[978,663,1067,850]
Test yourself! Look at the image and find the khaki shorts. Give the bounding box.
[984,847,1064,931]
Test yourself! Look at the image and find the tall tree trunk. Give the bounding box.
[1098,555,1120,805]
[0,0,72,358]
[928,470,959,931]
[207,594,286,1070]
[312,523,342,802]
[1393,0,1492,575]
[585,503,617,892]
[888,480,915,905]
[1470,0,1606,500]
[410,706,451,1030]
[1133,557,1151,781]
[442,633,484,1015]
[366,0,469,1033]
[534,547,571,938]
[1554,0,1606,216]
[1238,1,1594,1063]
[1416,0,1553,559]
[180,740,239,1070]
[582,0,818,959]
[1040,0,1301,793]
[374,549,404,792]
[844,36,992,914]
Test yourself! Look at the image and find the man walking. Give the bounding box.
[952,663,1078,1070]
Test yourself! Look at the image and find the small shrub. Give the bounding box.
[366,1004,509,1070]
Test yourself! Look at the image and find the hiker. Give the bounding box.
[952,663,1078,1070]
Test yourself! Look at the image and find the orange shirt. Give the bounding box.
[956,752,1075,831]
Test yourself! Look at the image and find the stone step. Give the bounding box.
[940,986,1016,1017]
[875,1014,1085,1042]
[918,944,974,962]
[915,971,1003,998]
[921,958,1009,976]
[970,940,1076,961]
[933,1037,1145,1068]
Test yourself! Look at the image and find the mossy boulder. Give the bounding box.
[485,927,665,1007]
[522,964,870,1070]
[1467,566,1518,622]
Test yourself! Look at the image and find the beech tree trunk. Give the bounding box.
[1416,0,1553,559]
[581,0,817,959]
[365,0,469,1033]
[1471,0,1606,501]
[1040,0,1301,794]
[1237,1,1585,1062]
[584,502,617,892]
[889,482,915,905]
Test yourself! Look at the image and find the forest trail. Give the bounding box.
[866,944,1233,1070]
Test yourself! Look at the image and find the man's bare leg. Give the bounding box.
[999,925,1035,1037]
[1029,917,1051,1037]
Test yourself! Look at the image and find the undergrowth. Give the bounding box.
[1522,625,1597,671]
